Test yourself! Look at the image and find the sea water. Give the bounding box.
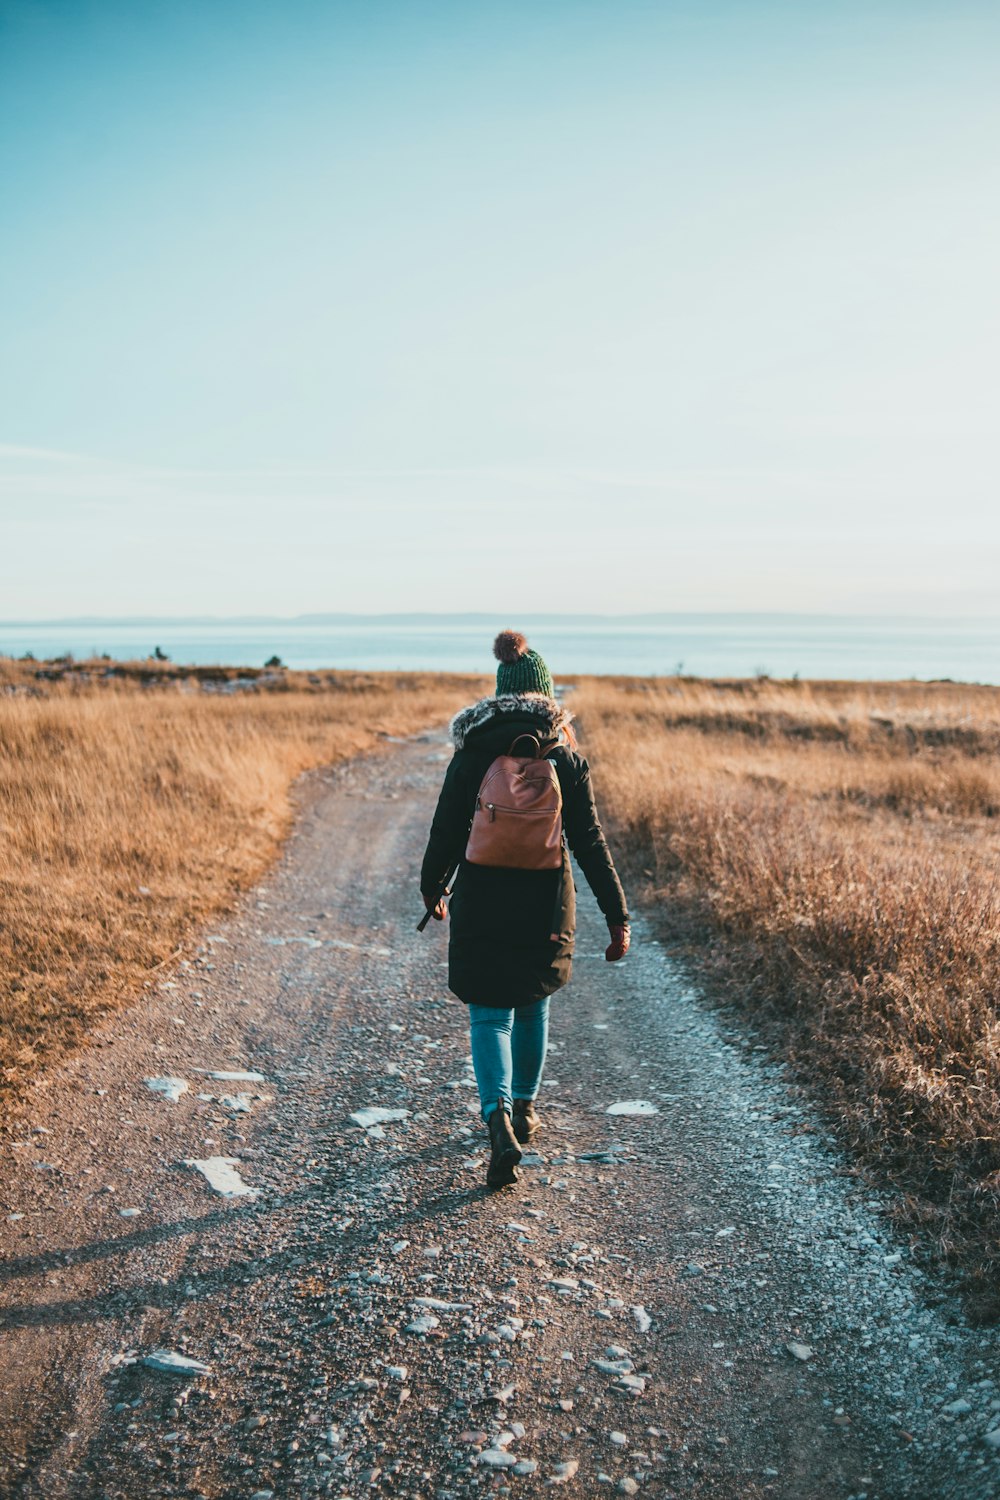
[1,615,997,683]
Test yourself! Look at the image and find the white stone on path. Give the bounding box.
[550,1459,580,1483]
[349,1107,410,1129]
[219,1093,255,1112]
[405,1314,440,1335]
[606,1100,658,1116]
[631,1305,652,1333]
[196,1069,266,1083]
[142,1349,211,1376]
[184,1157,258,1198]
[479,1450,517,1468]
[786,1341,814,1362]
[411,1296,473,1311]
[144,1076,188,1103]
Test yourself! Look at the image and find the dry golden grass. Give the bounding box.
[0,658,485,1100]
[572,674,1000,1314]
[6,655,999,1306]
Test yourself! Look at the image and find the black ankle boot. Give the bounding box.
[511,1098,540,1145]
[486,1098,522,1189]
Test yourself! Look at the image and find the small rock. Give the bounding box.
[786,1342,813,1362]
[144,1076,188,1103]
[513,1459,538,1475]
[219,1093,254,1112]
[200,1068,264,1082]
[183,1156,257,1198]
[405,1315,440,1335]
[614,1374,647,1395]
[411,1296,473,1311]
[349,1107,410,1129]
[550,1459,580,1483]
[479,1449,517,1468]
[631,1306,652,1334]
[142,1349,211,1376]
[943,1399,973,1415]
[618,1481,640,1496]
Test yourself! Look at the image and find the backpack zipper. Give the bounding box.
[478,799,555,822]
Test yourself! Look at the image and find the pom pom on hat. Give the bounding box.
[493,629,528,664]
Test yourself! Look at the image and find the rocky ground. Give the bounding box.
[1,732,997,1500]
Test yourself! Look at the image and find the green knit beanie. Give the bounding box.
[493,629,554,698]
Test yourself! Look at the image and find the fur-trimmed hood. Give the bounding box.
[449,693,574,750]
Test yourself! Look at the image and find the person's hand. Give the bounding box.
[605,922,631,961]
[423,891,448,922]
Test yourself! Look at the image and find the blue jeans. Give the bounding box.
[468,998,550,1123]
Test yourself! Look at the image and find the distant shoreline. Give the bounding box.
[3,615,998,684]
[3,609,999,627]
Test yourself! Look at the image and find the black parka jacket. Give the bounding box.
[420,694,629,1007]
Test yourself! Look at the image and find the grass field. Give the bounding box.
[4,658,998,1312]
[572,674,1000,1316]
[0,657,485,1100]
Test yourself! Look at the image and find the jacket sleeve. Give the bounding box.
[420,754,472,900]
[559,755,629,926]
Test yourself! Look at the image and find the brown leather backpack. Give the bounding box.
[465,733,563,870]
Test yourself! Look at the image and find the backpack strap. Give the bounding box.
[507,732,542,758]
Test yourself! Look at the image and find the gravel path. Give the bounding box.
[1,733,997,1500]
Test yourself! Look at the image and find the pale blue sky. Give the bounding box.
[2,0,998,617]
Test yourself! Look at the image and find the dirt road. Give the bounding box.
[1,733,997,1500]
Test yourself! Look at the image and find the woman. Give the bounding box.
[420,630,630,1190]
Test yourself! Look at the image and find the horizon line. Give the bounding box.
[4,610,1000,627]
